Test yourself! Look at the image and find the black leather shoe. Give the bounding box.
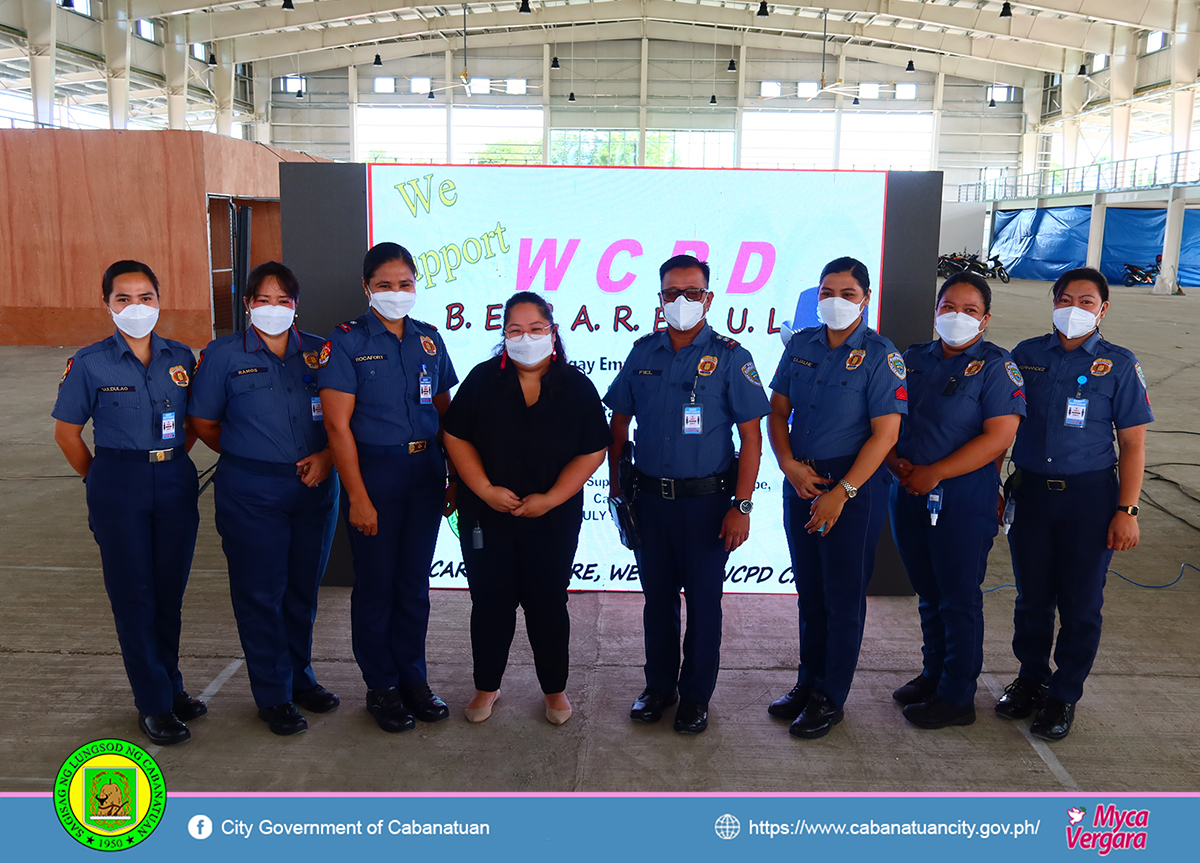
[400,682,450,723]
[138,711,190,746]
[789,691,844,740]
[902,697,976,729]
[630,689,677,723]
[1030,699,1075,741]
[366,687,416,733]
[294,684,340,714]
[768,684,811,720]
[172,691,207,721]
[892,674,938,706]
[258,702,308,736]
[994,677,1048,720]
[673,700,708,734]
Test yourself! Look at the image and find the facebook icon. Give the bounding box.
[188,814,213,840]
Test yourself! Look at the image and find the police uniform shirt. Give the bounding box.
[52,331,195,450]
[897,338,1027,466]
[441,356,613,503]
[603,324,770,479]
[1011,331,1154,475]
[769,323,908,462]
[318,312,457,446]
[189,327,329,463]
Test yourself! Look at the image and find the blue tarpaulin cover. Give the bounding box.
[1099,208,1165,285]
[991,206,1090,281]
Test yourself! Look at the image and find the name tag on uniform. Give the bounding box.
[311,397,323,422]
[683,404,703,435]
[1065,398,1088,428]
[419,372,432,405]
[162,411,177,440]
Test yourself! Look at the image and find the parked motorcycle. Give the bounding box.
[1122,260,1161,286]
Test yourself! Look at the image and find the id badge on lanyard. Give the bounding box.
[161,411,176,440]
[1064,375,1088,428]
[682,374,702,434]
[419,364,433,405]
[311,397,323,422]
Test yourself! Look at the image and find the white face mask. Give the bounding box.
[935,311,984,347]
[111,304,159,339]
[662,295,706,331]
[779,319,795,345]
[249,304,295,336]
[1053,306,1099,339]
[817,296,865,331]
[368,289,416,321]
[505,333,555,366]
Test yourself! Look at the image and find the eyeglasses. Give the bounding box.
[504,324,554,338]
[661,288,708,302]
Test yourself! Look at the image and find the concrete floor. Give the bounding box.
[1,279,1197,793]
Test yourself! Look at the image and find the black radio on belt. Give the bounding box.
[608,441,642,550]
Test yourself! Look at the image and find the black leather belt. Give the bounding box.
[95,446,184,463]
[632,467,735,500]
[1019,466,1116,492]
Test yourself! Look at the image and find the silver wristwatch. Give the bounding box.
[839,480,858,499]
[733,499,754,514]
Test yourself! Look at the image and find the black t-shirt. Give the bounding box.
[442,355,613,515]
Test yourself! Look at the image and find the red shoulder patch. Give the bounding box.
[1012,389,1025,400]
[338,323,352,332]
[58,358,73,387]
[895,385,908,401]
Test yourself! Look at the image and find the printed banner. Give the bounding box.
[367,165,888,592]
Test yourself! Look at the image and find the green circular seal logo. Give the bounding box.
[54,739,166,851]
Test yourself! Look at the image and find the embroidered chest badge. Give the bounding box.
[697,355,718,377]
[420,335,438,356]
[169,365,190,387]
[1090,358,1113,377]
[846,349,866,371]
[964,360,985,377]
[303,351,322,369]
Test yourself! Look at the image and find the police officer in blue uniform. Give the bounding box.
[53,260,204,746]
[996,267,1152,741]
[190,262,340,737]
[605,254,770,735]
[766,256,906,739]
[884,272,1025,729]
[320,242,457,733]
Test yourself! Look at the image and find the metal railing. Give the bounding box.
[958,149,1200,202]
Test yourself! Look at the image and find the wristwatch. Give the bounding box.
[733,499,754,515]
[1116,505,1139,517]
[839,479,858,499]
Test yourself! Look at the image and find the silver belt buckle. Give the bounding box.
[149,449,172,463]
[660,478,675,500]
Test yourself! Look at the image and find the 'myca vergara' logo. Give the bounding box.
[1066,804,1149,855]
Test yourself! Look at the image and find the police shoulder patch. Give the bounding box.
[337,321,355,332]
[59,358,74,387]
[318,341,332,367]
[712,333,740,350]
[887,352,906,380]
[1135,361,1148,390]
[742,361,762,387]
[1005,361,1024,387]
[633,332,657,346]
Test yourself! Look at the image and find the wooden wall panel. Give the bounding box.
[0,130,318,348]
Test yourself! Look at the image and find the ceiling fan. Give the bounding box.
[804,9,858,100]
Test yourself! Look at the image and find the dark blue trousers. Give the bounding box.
[214,455,339,708]
[783,457,888,710]
[87,450,199,716]
[458,498,583,694]
[345,446,444,691]
[889,467,999,707]
[1008,468,1117,704]
[633,492,731,705]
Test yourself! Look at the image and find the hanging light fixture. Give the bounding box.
[757,1,769,17]
[282,0,294,10]
[296,87,304,98]
[1078,63,1088,76]
[905,59,916,73]
[988,97,997,108]
[999,2,1012,18]
[373,54,383,67]
[852,96,860,105]
[428,88,436,100]
[568,91,576,102]
[551,56,560,69]
[728,58,737,72]
[710,94,717,105]
[62,0,75,8]
[519,0,532,12]
[208,51,218,67]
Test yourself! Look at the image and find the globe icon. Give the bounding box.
[714,814,740,840]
